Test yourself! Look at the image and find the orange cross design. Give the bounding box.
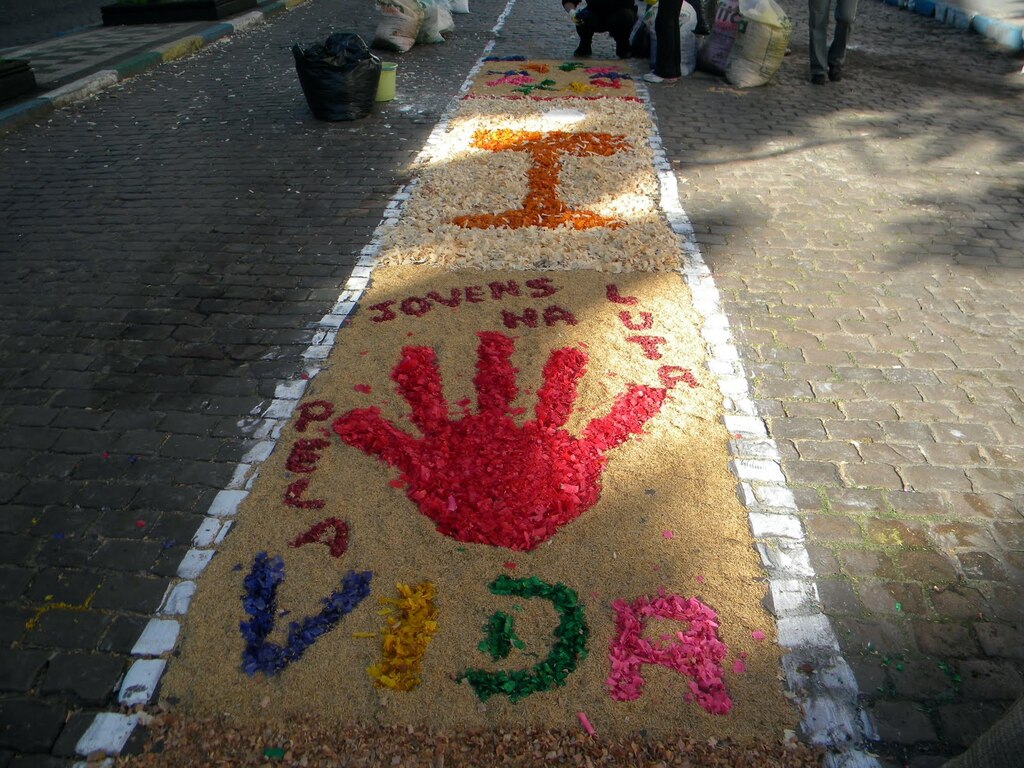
[451,129,630,230]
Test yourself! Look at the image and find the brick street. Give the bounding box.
[1,0,1022,765]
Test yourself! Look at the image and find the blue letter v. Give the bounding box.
[239,551,372,676]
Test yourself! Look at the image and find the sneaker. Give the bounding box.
[573,45,592,57]
[828,64,843,81]
[811,73,826,85]
[643,73,680,83]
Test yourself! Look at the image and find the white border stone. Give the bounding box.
[131,619,180,656]
[118,659,166,706]
[159,581,196,616]
[74,713,138,758]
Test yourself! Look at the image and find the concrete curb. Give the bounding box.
[0,0,306,135]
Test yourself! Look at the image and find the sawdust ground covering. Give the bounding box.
[161,267,797,744]
[376,90,681,272]
[119,713,824,767]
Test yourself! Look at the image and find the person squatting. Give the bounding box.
[560,0,638,58]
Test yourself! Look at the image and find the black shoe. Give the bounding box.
[828,64,843,81]
[811,73,826,85]
[574,44,592,57]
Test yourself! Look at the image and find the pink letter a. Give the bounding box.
[606,591,732,715]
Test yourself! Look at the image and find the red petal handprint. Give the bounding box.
[333,332,672,551]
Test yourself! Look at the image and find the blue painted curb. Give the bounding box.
[883,0,1024,51]
[972,13,1024,49]
[199,22,235,44]
[0,97,53,130]
[116,51,164,78]
[912,0,935,17]
[261,0,289,15]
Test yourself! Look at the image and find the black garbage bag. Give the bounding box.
[292,32,381,121]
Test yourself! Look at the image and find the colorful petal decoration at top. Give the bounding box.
[487,75,535,87]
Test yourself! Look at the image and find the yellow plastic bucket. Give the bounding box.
[375,62,397,102]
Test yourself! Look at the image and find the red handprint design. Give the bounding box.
[333,332,671,551]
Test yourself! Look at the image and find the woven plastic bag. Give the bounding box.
[418,0,455,43]
[373,0,424,52]
[725,0,791,87]
[943,695,1024,768]
[292,32,381,121]
[696,0,740,75]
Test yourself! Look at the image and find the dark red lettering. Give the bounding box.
[283,477,325,509]
[427,289,462,308]
[526,277,558,299]
[296,400,334,432]
[370,300,397,323]
[502,308,539,329]
[619,311,653,331]
[627,335,667,360]
[489,280,521,300]
[400,296,433,317]
[606,284,638,305]
[465,285,485,303]
[289,517,349,558]
[286,438,331,474]
[543,305,577,327]
[658,365,700,389]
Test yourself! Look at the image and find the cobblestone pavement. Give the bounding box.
[0,0,105,49]
[0,0,1022,766]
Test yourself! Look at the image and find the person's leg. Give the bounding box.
[607,7,638,57]
[653,0,683,77]
[807,0,831,80]
[574,8,596,56]
[828,0,858,77]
